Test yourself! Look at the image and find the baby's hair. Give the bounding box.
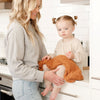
[74,16,78,20]
[52,15,78,26]
[52,18,56,24]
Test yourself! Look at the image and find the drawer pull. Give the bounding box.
[1,89,13,96]
[59,91,78,98]
[0,77,2,80]
[91,77,100,80]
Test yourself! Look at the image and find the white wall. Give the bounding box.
[0,10,10,34]
[0,10,10,58]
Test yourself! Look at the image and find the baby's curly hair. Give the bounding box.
[52,15,78,26]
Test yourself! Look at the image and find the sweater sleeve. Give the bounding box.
[6,25,44,82]
[39,42,47,60]
[73,39,86,63]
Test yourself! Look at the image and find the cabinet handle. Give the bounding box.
[0,89,13,96]
[59,91,78,98]
[91,77,100,80]
[0,77,2,80]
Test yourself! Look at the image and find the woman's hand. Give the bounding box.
[42,55,51,60]
[66,51,74,59]
[44,68,64,86]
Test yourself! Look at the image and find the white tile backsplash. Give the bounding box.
[0,34,6,58]
[0,10,10,58]
[0,10,10,34]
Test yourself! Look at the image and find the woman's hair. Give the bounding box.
[52,15,78,26]
[9,0,43,44]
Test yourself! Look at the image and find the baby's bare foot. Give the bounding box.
[41,86,53,96]
[50,88,61,100]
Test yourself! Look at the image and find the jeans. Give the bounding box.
[12,80,42,100]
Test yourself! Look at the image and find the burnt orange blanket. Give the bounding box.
[39,55,83,83]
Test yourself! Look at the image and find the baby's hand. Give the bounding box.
[42,55,51,60]
[66,51,74,59]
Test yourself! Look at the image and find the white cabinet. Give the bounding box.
[56,93,77,100]
[90,0,100,87]
[90,89,100,100]
[90,0,100,99]
[42,82,90,100]
[90,0,100,80]
[59,81,90,100]
[43,93,77,100]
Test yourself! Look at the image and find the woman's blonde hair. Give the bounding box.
[52,15,78,26]
[9,0,43,44]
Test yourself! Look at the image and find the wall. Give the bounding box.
[0,10,10,58]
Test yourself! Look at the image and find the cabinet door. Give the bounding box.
[90,89,100,100]
[90,0,100,89]
[44,93,77,100]
[56,93,77,100]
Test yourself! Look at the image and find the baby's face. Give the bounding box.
[56,20,75,39]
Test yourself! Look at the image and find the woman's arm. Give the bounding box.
[6,24,64,85]
[6,24,44,82]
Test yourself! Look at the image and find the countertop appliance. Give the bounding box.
[0,59,14,100]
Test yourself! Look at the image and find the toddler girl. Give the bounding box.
[39,15,85,100]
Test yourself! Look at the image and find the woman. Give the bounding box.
[5,0,64,100]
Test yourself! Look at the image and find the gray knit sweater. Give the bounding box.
[5,20,47,82]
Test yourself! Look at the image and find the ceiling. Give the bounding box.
[60,0,90,5]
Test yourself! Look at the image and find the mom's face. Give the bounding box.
[30,0,42,20]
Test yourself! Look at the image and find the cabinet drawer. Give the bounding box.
[61,83,77,96]
[60,83,90,100]
[90,89,100,100]
[56,93,77,100]
[40,83,90,100]
[43,92,77,100]
[73,85,90,100]
[90,77,100,90]
[40,88,77,100]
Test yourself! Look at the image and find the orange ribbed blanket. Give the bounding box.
[39,55,84,83]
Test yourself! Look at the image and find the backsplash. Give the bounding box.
[0,33,6,58]
[0,10,10,58]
